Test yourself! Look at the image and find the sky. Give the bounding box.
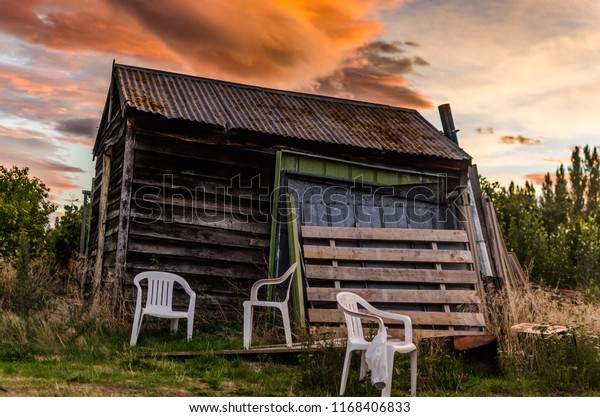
[0,0,599,219]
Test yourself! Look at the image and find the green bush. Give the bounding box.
[46,204,84,266]
[0,165,56,258]
[504,328,600,394]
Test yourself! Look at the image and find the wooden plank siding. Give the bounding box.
[301,226,469,243]
[89,134,126,285]
[124,132,275,318]
[301,226,486,339]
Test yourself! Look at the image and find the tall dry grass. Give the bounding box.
[484,282,600,393]
[0,254,128,357]
[484,283,600,345]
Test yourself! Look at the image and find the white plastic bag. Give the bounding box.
[365,327,388,390]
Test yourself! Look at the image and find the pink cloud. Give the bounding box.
[0,0,437,211]
[500,135,541,146]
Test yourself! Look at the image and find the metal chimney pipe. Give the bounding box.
[438,104,459,144]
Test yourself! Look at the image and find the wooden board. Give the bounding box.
[302,226,469,243]
[306,287,481,305]
[301,225,486,339]
[303,246,473,264]
[305,265,478,284]
[453,335,497,351]
[313,326,486,340]
[309,309,486,327]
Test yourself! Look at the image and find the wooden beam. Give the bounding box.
[128,221,270,249]
[286,194,306,326]
[127,240,264,264]
[136,340,346,358]
[114,116,136,309]
[453,335,496,351]
[130,207,270,235]
[92,149,112,293]
[314,326,486,340]
[301,226,469,243]
[303,245,473,264]
[127,259,266,281]
[269,150,282,279]
[306,287,481,305]
[308,309,486,327]
[305,265,478,284]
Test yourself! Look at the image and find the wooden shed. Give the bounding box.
[90,63,483,338]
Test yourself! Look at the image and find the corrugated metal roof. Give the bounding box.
[114,63,470,161]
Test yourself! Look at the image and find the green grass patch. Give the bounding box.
[2,257,600,396]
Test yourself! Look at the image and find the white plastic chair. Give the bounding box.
[129,271,197,346]
[243,262,298,349]
[336,291,417,397]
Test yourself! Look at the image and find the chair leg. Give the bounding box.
[186,315,194,341]
[170,318,179,333]
[243,302,253,349]
[280,304,293,347]
[130,312,143,346]
[410,350,417,397]
[381,345,395,397]
[339,349,353,395]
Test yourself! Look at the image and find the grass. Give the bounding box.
[1,255,600,396]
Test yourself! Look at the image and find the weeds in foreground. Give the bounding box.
[485,282,600,394]
[0,254,126,359]
[2,253,600,396]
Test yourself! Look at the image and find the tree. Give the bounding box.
[0,166,56,258]
[569,146,586,216]
[584,145,599,217]
[46,204,83,265]
[482,145,600,289]
[540,164,570,233]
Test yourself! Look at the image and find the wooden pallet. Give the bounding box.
[301,226,487,339]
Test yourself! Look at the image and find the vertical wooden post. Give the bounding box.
[79,190,91,255]
[286,194,306,327]
[268,151,283,278]
[93,149,112,293]
[113,116,136,311]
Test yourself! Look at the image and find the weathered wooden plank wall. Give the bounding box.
[88,135,126,281]
[125,132,275,318]
[88,82,127,282]
[301,226,486,339]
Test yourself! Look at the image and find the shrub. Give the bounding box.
[46,204,84,266]
[0,165,56,258]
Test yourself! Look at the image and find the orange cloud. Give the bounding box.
[0,73,48,96]
[312,39,433,108]
[524,172,556,186]
[1,0,433,210]
[500,135,541,146]
[0,0,422,107]
[476,127,495,134]
[0,150,84,194]
[0,0,177,63]
[105,0,388,87]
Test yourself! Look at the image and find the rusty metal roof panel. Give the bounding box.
[115,64,229,127]
[113,64,470,161]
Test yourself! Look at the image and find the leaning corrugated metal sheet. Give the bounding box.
[114,63,470,161]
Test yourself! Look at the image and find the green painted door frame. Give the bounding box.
[268,150,445,327]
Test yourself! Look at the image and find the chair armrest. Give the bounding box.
[249,273,293,300]
[249,278,281,300]
[362,304,413,343]
[339,308,385,331]
[249,263,298,301]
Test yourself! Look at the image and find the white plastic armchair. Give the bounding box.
[336,291,417,397]
[243,262,298,349]
[129,271,197,346]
